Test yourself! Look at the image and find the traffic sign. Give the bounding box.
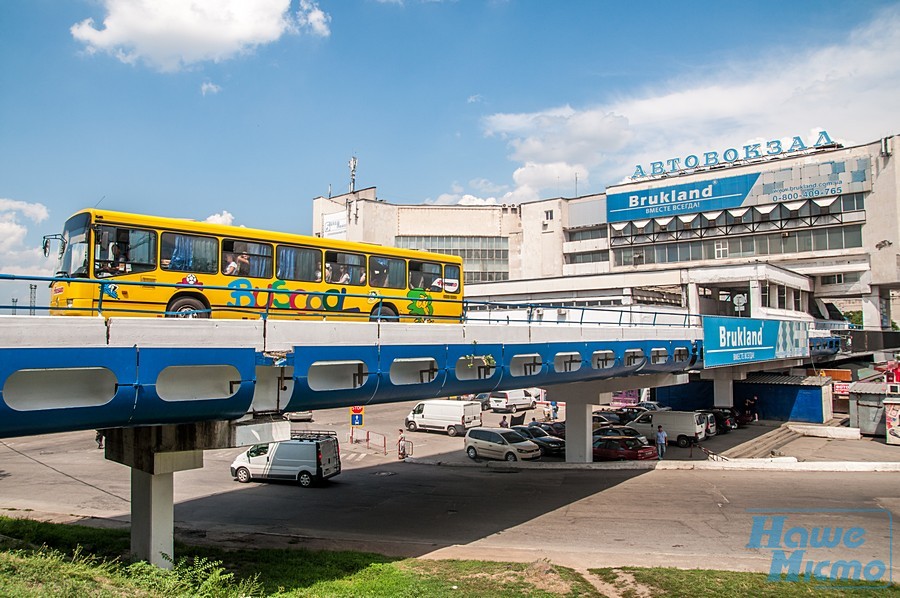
[351,413,364,427]
[350,405,364,415]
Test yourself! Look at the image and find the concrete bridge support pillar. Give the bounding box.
[564,398,593,463]
[713,376,734,408]
[104,419,290,569]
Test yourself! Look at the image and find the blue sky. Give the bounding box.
[1,0,899,303]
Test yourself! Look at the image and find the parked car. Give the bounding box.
[489,389,538,413]
[616,406,648,423]
[627,410,707,448]
[472,393,492,411]
[637,401,671,411]
[464,427,541,461]
[592,411,625,425]
[535,421,566,438]
[230,430,341,487]
[283,410,313,422]
[405,399,482,436]
[592,436,658,461]
[710,407,745,429]
[512,425,566,456]
[698,411,717,436]
[593,425,649,445]
[591,413,618,430]
[705,409,734,433]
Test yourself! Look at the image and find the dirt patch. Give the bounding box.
[581,567,655,598]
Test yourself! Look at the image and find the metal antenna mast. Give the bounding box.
[348,156,357,193]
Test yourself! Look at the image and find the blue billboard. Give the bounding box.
[607,172,760,223]
[702,316,809,368]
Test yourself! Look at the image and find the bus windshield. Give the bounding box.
[57,213,90,278]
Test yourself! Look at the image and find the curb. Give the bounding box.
[405,456,900,472]
[787,424,862,440]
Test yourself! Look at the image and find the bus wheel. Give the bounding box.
[370,306,397,322]
[168,297,209,318]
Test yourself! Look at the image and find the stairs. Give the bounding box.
[721,424,802,459]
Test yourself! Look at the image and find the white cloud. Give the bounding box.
[201,81,221,96]
[467,94,483,104]
[71,0,331,73]
[482,5,900,195]
[0,199,55,285]
[205,210,235,225]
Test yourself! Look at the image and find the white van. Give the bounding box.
[230,430,341,488]
[405,399,482,436]
[489,389,538,413]
[626,410,707,448]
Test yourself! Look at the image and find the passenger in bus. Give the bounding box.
[338,264,351,285]
[358,270,366,285]
[223,253,239,276]
[236,251,251,276]
[324,263,333,283]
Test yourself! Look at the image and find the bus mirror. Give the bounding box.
[42,238,50,258]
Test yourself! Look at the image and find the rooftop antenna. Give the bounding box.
[327,183,332,198]
[348,156,357,193]
[94,195,106,208]
[575,172,578,197]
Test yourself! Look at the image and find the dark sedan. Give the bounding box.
[534,421,566,439]
[512,425,566,457]
[593,425,649,445]
[592,436,658,461]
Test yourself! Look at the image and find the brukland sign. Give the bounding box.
[631,130,835,179]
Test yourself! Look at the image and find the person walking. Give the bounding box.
[95,430,104,449]
[499,416,509,428]
[397,428,407,460]
[655,425,668,460]
[551,401,559,421]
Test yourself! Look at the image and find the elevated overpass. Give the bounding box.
[0,274,845,567]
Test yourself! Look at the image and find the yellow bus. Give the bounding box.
[45,209,464,321]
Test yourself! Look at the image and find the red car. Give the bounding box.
[592,436,658,461]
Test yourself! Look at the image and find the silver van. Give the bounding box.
[464,427,541,461]
[230,430,341,487]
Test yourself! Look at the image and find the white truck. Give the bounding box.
[230,430,341,488]
[405,399,483,436]
[627,410,707,448]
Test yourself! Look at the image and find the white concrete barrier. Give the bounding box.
[787,424,862,440]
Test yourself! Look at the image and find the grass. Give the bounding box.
[0,516,898,597]
[591,566,900,597]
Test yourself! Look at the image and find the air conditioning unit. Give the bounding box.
[534,307,544,316]
[888,383,900,395]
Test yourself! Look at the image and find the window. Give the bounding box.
[222,239,272,278]
[568,228,607,241]
[760,282,769,308]
[822,274,844,285]
[93,225,157,277]
[443,264,461,294]
[368,255,406,289]
[325,251,365,285]
[276,246,322,282]
[777,284,787,309]
[544,210,554,221]
[794,290,803,312]
[161,232,217,274]
[714,240,728,259]
[409,260,443,291]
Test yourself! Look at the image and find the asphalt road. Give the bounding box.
[0,401,898,575]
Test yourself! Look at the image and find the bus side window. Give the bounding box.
[409,261,441,290]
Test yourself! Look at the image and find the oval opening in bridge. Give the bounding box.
[650,348,668,365]
[390,358,439,385]
[455,356,495,381]
[624,349,646,367]
[510,353,542,377]
[4,367,116,411]
[308,360,369,391]
[592,350,615,370]
[158,365,242,401]
[554,352,582,373]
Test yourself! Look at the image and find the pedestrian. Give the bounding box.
[499,416,509,428]
[95,430,104,449]
[655,425,667,460]
[551,401,559,421]
[745,396,758,423]
[528,417,539,427]
[397,428,407,460]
